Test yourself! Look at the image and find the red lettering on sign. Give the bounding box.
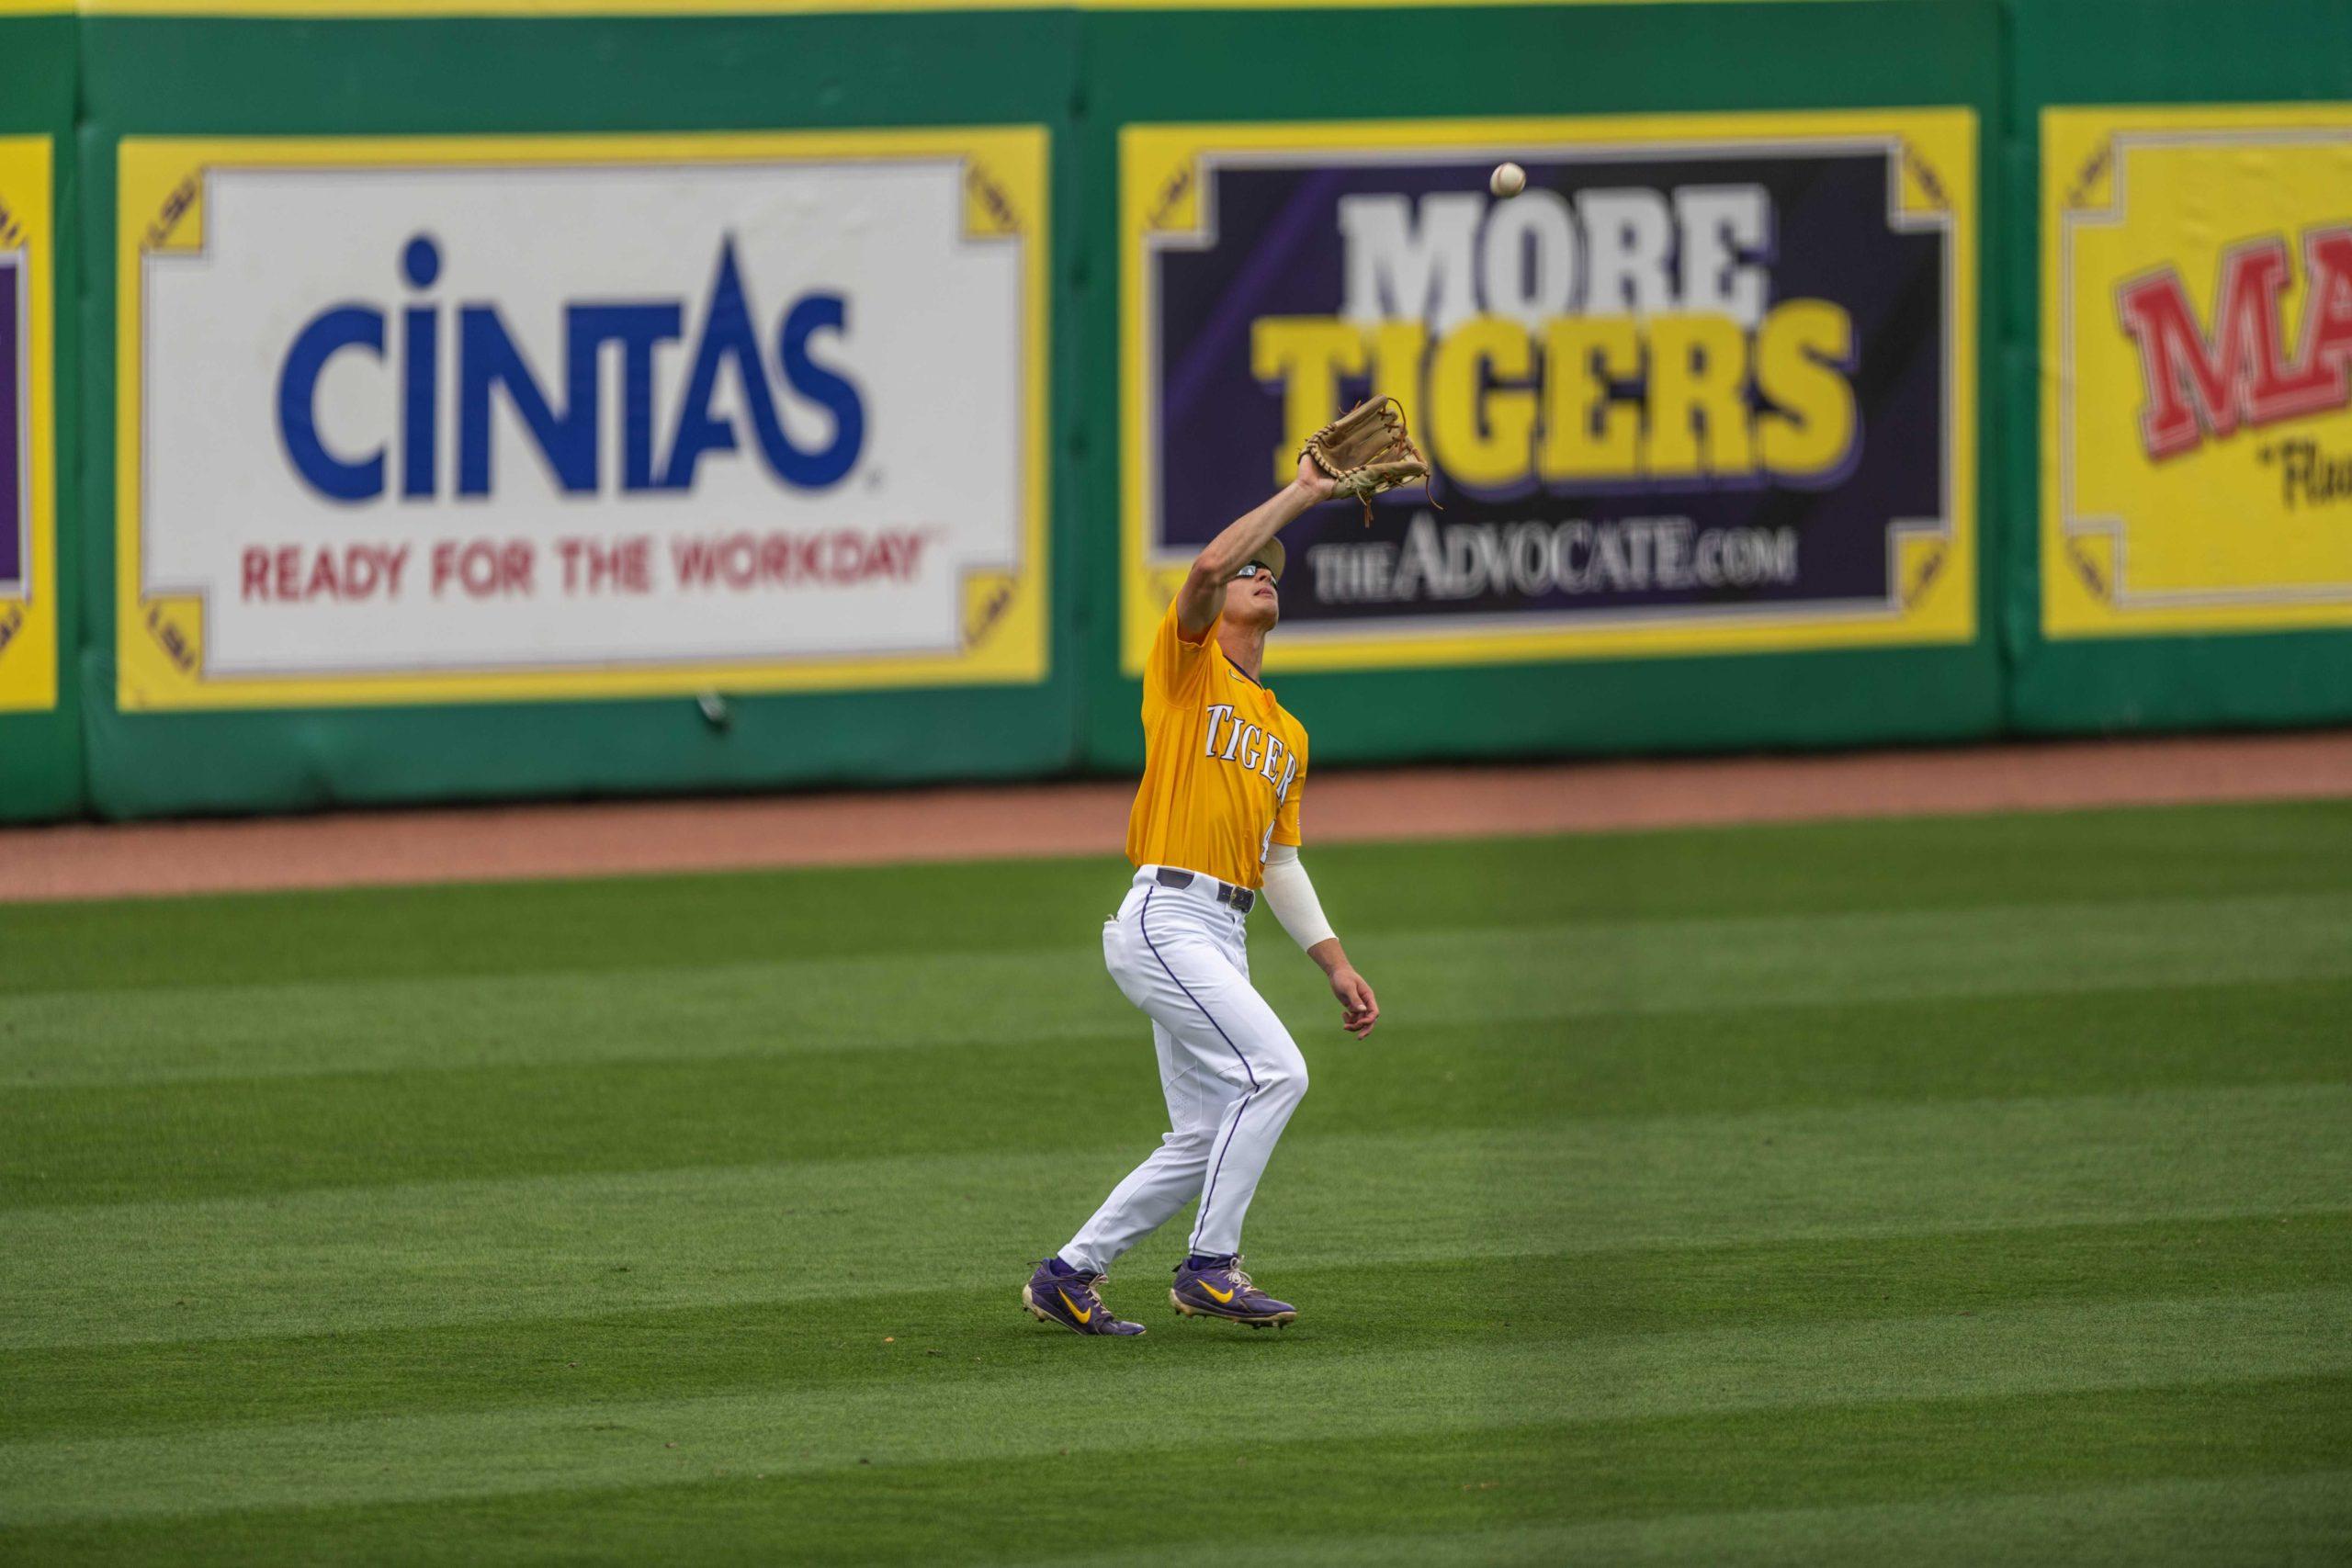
[556,535,653,595]
[669,527,934,591]
[2118,226,2352,460]
[238,543,413,603]
[431,539,535,599]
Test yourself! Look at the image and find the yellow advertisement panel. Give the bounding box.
[2043,106,2352,638]
[1122,110,1977,675]
[0,135,56,714]
[117,130,1048,710]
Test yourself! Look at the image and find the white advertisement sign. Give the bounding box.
[117,131,1048,709]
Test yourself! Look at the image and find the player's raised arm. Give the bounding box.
[1174,455,1336,637]
[1178,397,1430,636]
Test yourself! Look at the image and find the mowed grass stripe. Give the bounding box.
[6,1084,2346,1351]
[12,1390,2346,1567]
[1064,1471,2352,1568]
[6,802,2349,999]
[11,975,2352,1207]
[11,888,2352,1091]
[8,807,2348,1563]
[5,1290,2346,1527]
[11,1213,2344,1445]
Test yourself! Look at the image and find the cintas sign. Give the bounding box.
[117,130,1048,710]
[276,234,864,504]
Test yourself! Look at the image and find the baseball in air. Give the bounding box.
[1489,162,1526,199]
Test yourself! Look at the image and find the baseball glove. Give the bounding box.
[1300,396,1431,524]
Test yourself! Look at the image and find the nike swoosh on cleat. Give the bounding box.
[1199,1280,1236,1304]
[1057,1288,1093,1325]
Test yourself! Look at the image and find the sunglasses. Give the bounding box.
[1235,561,1281,586]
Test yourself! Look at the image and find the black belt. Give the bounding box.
[1155,866,1255,913]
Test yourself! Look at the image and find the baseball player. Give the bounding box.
[1023,400,1426,1336]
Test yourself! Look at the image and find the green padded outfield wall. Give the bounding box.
[74,0,2013,823]
[80,9,1084,819]
[2009,0,2352,733]
[41,0,2352,824]
[0,4,82,823]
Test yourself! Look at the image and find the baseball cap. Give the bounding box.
[1247,538,1286,581]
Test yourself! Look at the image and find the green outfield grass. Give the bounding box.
[4,802,2348,1564]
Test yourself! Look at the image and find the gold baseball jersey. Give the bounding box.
[1125,598,1307,890]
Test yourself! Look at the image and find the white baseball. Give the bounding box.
[1489,162,1526,199]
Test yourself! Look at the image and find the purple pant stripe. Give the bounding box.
[1136,886,1257,1249]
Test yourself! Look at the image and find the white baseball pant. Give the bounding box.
[1060,866,1310,1274]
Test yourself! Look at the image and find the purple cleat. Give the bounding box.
[1170,1256,1296,1327]
[1023,1258,1147,1337]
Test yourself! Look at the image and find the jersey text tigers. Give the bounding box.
[1124,599,1308,890]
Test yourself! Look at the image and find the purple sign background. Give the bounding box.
[0,257,20,590]
[1151,150,1951,626]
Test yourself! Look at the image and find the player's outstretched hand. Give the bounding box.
[1329,964,1379,1039]
[1295,449,1340,503]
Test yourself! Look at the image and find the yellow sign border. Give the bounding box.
[117,128,1050,711]
[2041,103,2352,640]
[74,0,1852,15]
[0,135,57,716]
[1119,109,1979,677]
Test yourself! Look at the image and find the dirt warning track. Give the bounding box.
[2,730,2347,903]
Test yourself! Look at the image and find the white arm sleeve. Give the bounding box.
[1261,843,1337,952]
